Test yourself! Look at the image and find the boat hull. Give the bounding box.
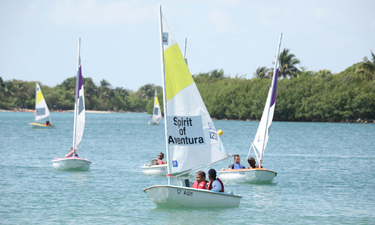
[218,168,277,183]
[141,164,167,176]
[52,157,91,171]
[30,123,55,129]
[144,185,242,208]
[148,121,159,125]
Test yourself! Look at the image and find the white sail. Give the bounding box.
[72,38,85,151]
[160,12,227,175]
[34,83,50,122]
[251,33,282,165]
[152,90,162,121]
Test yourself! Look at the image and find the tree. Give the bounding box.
[356,50,375,74]
[254,66,271,79]
[278,48,301,78]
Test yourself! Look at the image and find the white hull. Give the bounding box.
[148,121,159,125]
[141,164,167,176]
[52,157,91,171]
[144,185,242,208]
[30,123,55,129]
[218,168,277,183]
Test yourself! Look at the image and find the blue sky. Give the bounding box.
[0,0,374,91]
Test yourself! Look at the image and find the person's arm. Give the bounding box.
[65,152,72,158]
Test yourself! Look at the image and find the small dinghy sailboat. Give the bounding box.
[218,34,283,183]
[52,38,91,171]
[143,5,242,208]
[29,83,54,129]
[148,90,162,125]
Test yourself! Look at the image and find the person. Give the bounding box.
[247,157,263,169]
[228,155,246,169]
[149,152,165,166]
[65,147,79,158]
[44,121,51,126]
[206,169,224,192]
[192,171,208,189]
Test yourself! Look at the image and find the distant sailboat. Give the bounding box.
[143,5,242,208]
[52,38,91,171]
[148,90,162,125]
[29,83,54,129]
[218,33,282,183]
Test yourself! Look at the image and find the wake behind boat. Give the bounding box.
[30,83,54,129]
[143,5,242,208]
[52,38,91,171]
[218,33,283,184]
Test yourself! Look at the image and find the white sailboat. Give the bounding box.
[143,5,242,208]
[29,83,54,129]
[218,33,283,183]
[148,90,162,125]
[52,38,91,171]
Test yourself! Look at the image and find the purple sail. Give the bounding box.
[270,68,279,107]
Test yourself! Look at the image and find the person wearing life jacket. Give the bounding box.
[65,147,79,158]
[206,169,224,192]
[149,152,165,166]
[228,154,246,170]
[247,157,263,169]
[192,170,208,189]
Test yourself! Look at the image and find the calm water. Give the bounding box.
[0,112,374,224]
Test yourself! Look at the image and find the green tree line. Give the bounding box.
[1,49,374,122]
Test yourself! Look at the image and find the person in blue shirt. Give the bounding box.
[228,155,246,169]
[65,147,79,158]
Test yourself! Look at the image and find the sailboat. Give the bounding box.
[29,83,54,129]
[143,5,242,208]
[218,34,283,183]
[52,38,91,171]
[148,90,162,125]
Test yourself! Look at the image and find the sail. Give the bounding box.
[73,38,85,150]
[34,83,50,122]
[160,10,227,174]
[252,33,282,162]
[152,90,162,121]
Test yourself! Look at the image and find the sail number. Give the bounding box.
[184,191,193,196]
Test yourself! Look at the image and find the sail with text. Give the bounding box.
[152,90,162,121]
[160,12,228,175]
[250,33,282,166]
[72,38,85,151]
[34,83,50,122]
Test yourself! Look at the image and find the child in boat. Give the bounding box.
[247,157,263,169]
[65,147,79,158]
[192,171,208,189]
[44,121,51,126]
[206,169,224,192]
[228,155,246,169]
[149,152,165,166]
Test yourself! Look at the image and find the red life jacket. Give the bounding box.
[192,180,208,189]
[206,178,224,192]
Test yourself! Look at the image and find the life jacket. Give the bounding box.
[206,178,224,192]
[192,180,208,189]
[233,163,245,169]
[157,159,165,165]
[150,159,158,165]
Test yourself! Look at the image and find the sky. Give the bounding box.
[0,0,374,91]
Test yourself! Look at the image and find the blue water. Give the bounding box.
[0,112,374,224]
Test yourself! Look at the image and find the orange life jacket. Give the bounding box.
[192,180,208,189]
[206,178,224,192]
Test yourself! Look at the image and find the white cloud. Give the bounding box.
[50,0,154,27]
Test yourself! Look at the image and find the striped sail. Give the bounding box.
[160,9,227,174]
[152,90,162,121]
[73,38,85,151]
[251,33,282,163]
[34,83,50,122]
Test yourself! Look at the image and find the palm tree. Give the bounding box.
[254,66,271,79]
[278,48,301,78]
[356,50,375,74]
[138,84,155,99]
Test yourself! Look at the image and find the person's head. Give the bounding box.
[158,152,164,160]
[70,147,73,152]
[207,168,217,181]
[196,171,206,182]
[234,154,241,164]
[247,157,256,168]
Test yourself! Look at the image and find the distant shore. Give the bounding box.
[0,109,146,114]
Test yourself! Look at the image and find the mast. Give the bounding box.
[72,38,81,152]
[259,33,282,168]
[34,83,37,122]
[183,37,188,65]
[158,5,171,185]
